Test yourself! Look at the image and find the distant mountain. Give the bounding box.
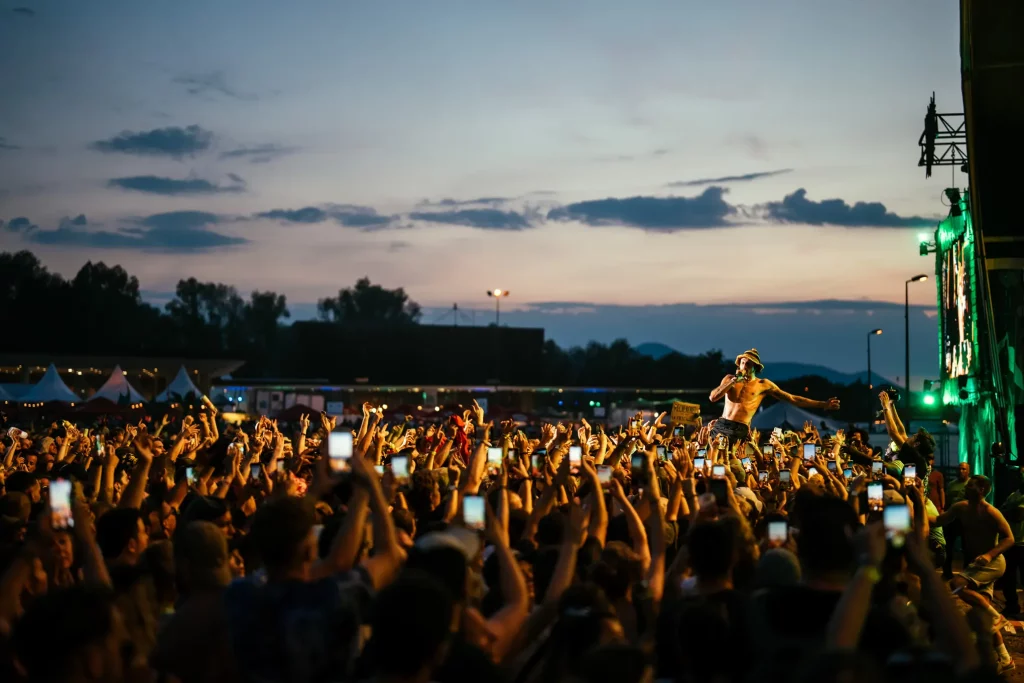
[766,362,895,387]
[634,342,894,386]
[634,342,678,360]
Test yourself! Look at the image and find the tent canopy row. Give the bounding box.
[7,363,204,405]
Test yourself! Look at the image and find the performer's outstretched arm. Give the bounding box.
[709,374,737,403]
[765,381,840,411]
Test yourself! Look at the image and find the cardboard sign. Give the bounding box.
[670,402,701,426]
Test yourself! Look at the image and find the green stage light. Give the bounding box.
[923,394,936,406]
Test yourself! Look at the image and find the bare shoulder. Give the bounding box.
[949,500,969,516]
[985,502,1009,521]
[757,378,779,394]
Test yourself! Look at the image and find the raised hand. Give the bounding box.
[824,398,841,411]
[471,399,485,426]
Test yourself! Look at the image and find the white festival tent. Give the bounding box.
[21,364,82,403]
[89,365,147,404]
[155,366,204,403]
[750,401,845,434]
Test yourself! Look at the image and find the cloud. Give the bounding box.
[0,137,19,151]
[762,188,934,227]
[2,217,38,233]
[420,197,509,207]
[25,210,245,252]
[57,214,88,229]
[107,174,246,195]
[90,125,213,159]
[255,204,397,229]
[547,186,737,231]
[596,148,670,163]
[219,143,297,164]
[12,7,34,16]
[667,168,792,188]
[173,72,256,100]
[387,241,411,252]
[408,208,532,230]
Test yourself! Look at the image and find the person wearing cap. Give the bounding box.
[708,348,840,444]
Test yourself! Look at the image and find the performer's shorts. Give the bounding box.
[710,417,750,443]
[959,554,1005,597]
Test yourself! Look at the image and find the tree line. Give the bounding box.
[1,250,877,419]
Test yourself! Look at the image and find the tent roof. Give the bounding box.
[89,365,147,404]
[0,384,13,402]
[750,401,845,433]
[154,366,204,402]
[21,364,81,403]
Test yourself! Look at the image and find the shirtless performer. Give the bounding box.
[708,349,840,443]
[935,474,1015,670]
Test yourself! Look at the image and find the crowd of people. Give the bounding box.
[0,387,1017,682]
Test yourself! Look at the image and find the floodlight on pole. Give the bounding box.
[867,328,883,390]
[486,289,509,325]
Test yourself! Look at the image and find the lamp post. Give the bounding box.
[486,289,509,325]
[905,275,929,417]
[867,328,883,390]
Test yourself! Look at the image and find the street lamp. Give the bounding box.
[867,328,882,390]
[486,289,509,325]
[905,275,929,415]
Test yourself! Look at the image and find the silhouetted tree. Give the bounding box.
[317,277,421,325]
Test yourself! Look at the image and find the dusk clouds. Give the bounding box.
[408,208,532,230]
[667,169,793,188]
[218,144,297,164]
[10,211,245,252]
[90,125,214,159]
[108,174,246,196]
[547,187,737,231]
[256,205,397,229]
[762,189,935,228]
